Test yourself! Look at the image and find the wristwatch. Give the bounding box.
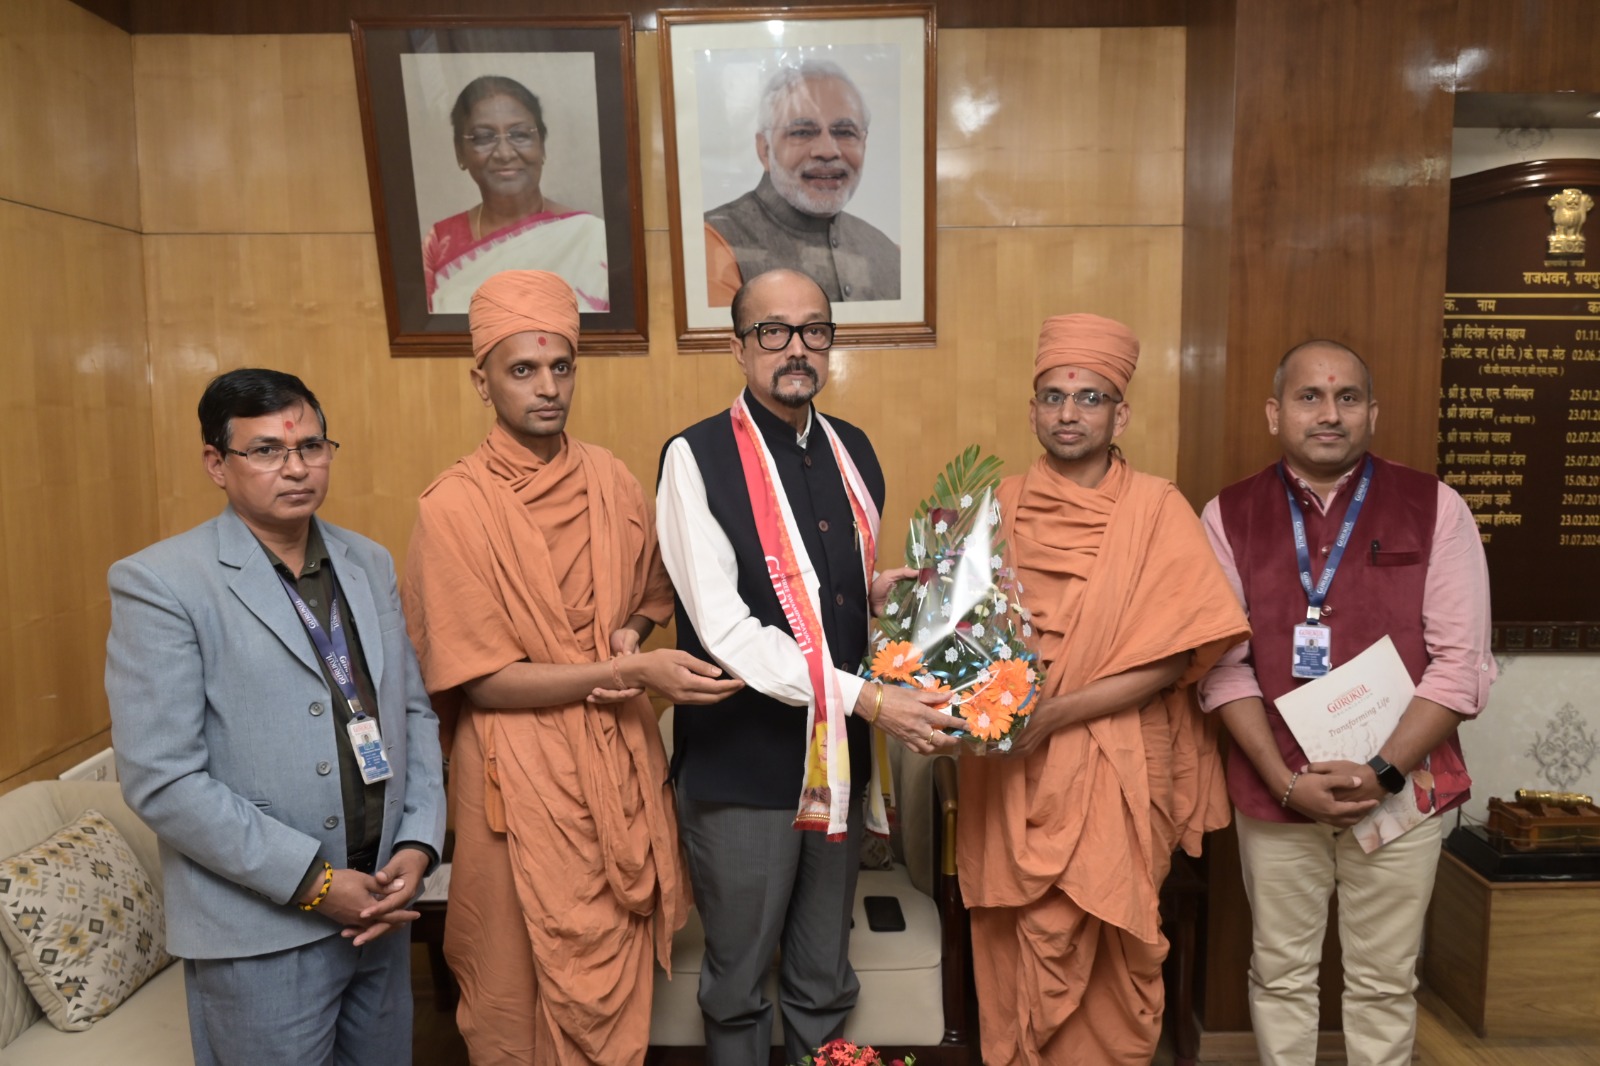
[1367,755,1406,794]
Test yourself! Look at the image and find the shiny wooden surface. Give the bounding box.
[1178,0,1457,506]
[134,34,373,234]
[937,28,1184,228]
[139,28,1186,567]
[0,0,139,231]
[1454,0,1600,94]
[0,200,154,790]
[1425,853,1600,1039]
[114,0,1190,35]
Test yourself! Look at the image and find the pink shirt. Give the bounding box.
[1198,463,1496,718]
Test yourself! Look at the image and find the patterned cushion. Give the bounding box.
[0,809,172,1031]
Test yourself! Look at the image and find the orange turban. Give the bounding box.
[469,270,581,367]
[1033,313,1140,393]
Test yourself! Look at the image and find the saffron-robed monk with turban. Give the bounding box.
[401,270,742,1066]
[958,314,1251,1066]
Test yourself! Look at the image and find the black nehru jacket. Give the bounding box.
[661,390,885,808]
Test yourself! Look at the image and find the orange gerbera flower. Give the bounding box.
[958,692,1014,742]
[988,659,1037,717]
[910,672,952,711]
[870,641,924,682]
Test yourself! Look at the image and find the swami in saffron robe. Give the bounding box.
[403,424,684,1066]
[958,455,1249,1066]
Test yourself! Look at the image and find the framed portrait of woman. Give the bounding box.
[659,4,936,351]
[353,17,648,356]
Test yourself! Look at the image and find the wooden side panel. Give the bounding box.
[1424,851,1492,1036]
[1453,0,1600,94]
[0,203,154,788]
[0,0,139,231]
[1482,881,1600,1038]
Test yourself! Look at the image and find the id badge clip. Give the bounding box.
[1291,614,1332,679]
[347,713,394,785]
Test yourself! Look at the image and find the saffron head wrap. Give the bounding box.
[1033,313,1140,393]
[469,270,580,367]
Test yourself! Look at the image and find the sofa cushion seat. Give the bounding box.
[0,923,190,1065]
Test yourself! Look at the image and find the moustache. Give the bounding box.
[773,361,819,385]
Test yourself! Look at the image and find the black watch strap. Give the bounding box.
[1367,755,1406,794]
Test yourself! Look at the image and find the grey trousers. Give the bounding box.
[677,790,864,1066]
[183,928,412,1066]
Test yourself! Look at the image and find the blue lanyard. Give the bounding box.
[1279,456,1373,624]
[276,571,366,718]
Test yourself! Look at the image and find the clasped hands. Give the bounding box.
[584,629,744,706]
[1283,759,1387,827]
[304,847,430,947]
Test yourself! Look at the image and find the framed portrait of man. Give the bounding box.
[659,5,937,351]
[352,17,648,356]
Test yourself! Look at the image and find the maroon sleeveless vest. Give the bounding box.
[1217,454,1470,822]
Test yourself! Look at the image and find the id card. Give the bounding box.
[1291,623,1332,679]
[346,716,394,785]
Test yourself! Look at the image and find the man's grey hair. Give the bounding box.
[756,60,871,136]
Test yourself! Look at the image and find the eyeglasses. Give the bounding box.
[223,438,341,471]
[462,128,541,153]
[1034,388,1123,410]
[738,321,837,352]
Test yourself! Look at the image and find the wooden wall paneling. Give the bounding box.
[636,32,670,236]
[134,34,373,235]
[119,0,1188,36]
[936,27,1185,228]
[0,730,115,798]
[0,201,154,783]
[1176,0,1235,508]
[1454,0,1600,94]
[0,0,139,231]
[141,232,484,557]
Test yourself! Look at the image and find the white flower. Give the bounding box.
[990,554,1004,570]
[971,624,985,638]
[884,602,899,616]
[917,627,931,641]
[998,738,1012,752]
[937,559,952,575]
[934,520,949,535]
[944,647,959,663]
[976,712,992,730]
[915,583,929,602]
[1022,624,1033,637]
[996,644,1014,660]
[960,494,974,509]
[877,638,889,651]
[1019,607,1032,621]
[999,690,1015,707]
[912,544,925,563]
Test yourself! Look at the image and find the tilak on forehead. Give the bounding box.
[468,270,581,368]
[1033,313,1141,393]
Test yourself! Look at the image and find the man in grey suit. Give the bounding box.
[106,368,446,1066]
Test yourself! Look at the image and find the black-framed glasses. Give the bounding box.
[462,128,541,153]
[738,321,837,352]
[224,438,341,471]
[1034,388,1122,410]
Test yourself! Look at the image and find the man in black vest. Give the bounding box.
[656,268,956,1063]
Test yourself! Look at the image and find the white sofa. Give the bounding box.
[0,780,192,1066]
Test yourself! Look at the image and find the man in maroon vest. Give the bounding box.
[1198,340,1494,1066]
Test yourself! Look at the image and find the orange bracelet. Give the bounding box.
[298,861,333,912]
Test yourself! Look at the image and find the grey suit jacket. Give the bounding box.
[105,506,445,960]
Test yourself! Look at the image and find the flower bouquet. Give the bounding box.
[863,446,1043,753]
[793,1038,915,1066]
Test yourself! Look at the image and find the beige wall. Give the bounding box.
[0,12,1186,787]
[0,0,156,791]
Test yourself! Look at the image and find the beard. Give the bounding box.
[769,159,861,217]
[770,359,820,408]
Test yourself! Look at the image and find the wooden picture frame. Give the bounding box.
[351,16,649,357]
[659,5,937,351]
